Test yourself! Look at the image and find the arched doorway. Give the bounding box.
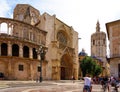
[60,53,73,80]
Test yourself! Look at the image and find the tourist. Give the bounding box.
[71,75,75,83]
[102,76,110,92]
[83,73,92,92]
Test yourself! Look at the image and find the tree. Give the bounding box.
[93,65,102,76]
[80,56,102,77]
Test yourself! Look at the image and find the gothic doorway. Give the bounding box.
[60,53,73,80]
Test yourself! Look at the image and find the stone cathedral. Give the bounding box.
[0,4,79,80]
[91,21,110,76]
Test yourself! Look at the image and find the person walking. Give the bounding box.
[71,75,75,83]
[83,73,92,92]
[102,76,110,92]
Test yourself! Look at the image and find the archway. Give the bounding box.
[12,44,19,56]
[23,46,29,58]
[60,53,73,80]
[1,43,8,56]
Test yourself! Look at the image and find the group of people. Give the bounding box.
[83,74,120,92]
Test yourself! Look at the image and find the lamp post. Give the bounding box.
[36,45,47,82]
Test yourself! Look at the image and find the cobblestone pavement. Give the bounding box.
[0,80,119,92]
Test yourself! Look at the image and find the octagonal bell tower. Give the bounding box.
[91,21,107,68]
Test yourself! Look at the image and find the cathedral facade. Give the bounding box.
[0,4,79,80]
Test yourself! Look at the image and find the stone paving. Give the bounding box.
[0,80,119,92]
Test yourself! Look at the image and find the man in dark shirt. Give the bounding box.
[102,76,110,91]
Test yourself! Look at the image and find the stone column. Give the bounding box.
[8,41,12,56]
[29,47,33,59]
[19,43,23,57]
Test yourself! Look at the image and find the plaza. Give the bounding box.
[0,80,119,92]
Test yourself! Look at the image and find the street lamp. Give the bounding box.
[36,45,47,82]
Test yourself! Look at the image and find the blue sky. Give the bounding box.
[0,0,120,55]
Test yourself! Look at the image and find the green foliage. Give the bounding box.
[93,65,102,76]
[80,56,102,77]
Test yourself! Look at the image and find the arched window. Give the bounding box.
[57,31,67,45]
[1,23,7,33]
[1,43,8,56]
[23,46,29,58]
[12,44,19,56]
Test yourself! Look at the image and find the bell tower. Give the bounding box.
[91,21,107,67]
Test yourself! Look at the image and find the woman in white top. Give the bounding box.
[83,74,92,92]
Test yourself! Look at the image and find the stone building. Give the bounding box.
[0,4,79,80]
[106,19,120,78]
[91,21,110,76]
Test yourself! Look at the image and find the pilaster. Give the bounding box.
[8,41,12,56]
[29,47,33,59]
[19,43,23,57]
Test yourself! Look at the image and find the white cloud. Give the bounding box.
[0,0,10,17]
